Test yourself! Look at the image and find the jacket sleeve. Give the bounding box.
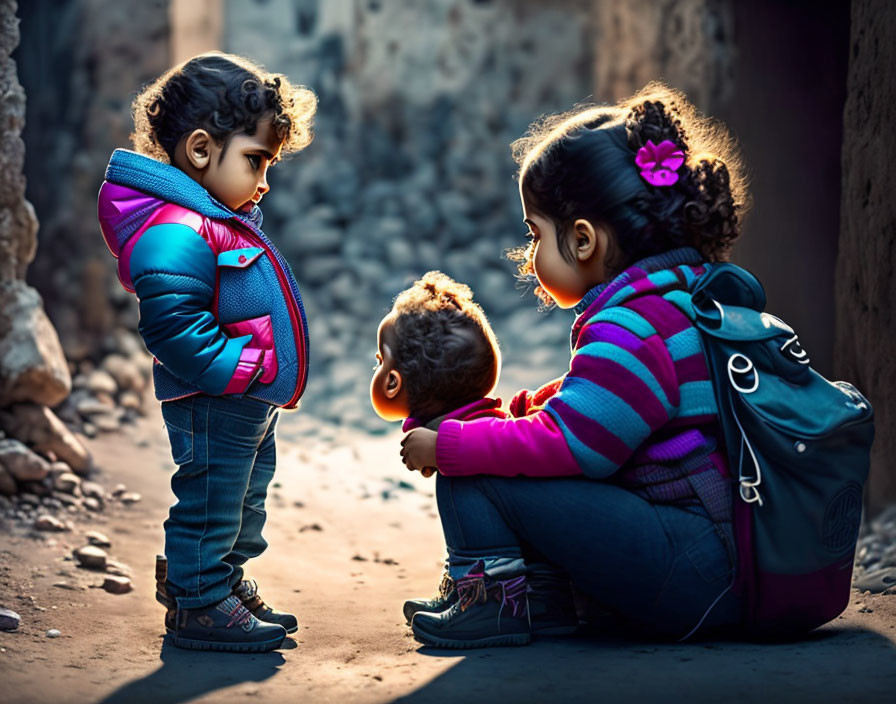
[128,223,263,395]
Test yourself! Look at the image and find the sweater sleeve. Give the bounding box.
[436,306,681,479]
[128,223,263,395]
[436,410,582,478]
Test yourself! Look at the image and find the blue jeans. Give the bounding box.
[436,474,741,638]
[160,394,279,609]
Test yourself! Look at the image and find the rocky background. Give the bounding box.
[1,0,894,551]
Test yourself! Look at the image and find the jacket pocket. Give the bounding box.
[161,399,194,465]
[221,314,278,384]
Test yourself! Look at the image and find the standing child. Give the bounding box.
[370,271,579,635]
[97,53,316,652]
[401,83,749,648]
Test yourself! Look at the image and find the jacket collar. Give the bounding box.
[104,149,263,228]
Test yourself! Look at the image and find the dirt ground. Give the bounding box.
[1,400,895,704]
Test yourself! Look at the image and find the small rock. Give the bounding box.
[105,560,132,577]
[119,391,143,412]
[56,492,82,508]
[34,514,69,532]
[0,405,91,475]
[81,422,97,438]
[0,465,16,496]
[83,497,102,512]
[85,530,111,548]
[0,439,51,482]
[299,523,323,532]
[46,628,61,638]
[48,462,72,480]
[101,354,145,393]
[54,472,82,495]
[0,607,21,631]
[17,492,41,507]
[80,481,104,501]
[101,575,133,595]
[112,484,127,497]
[119,492,141,505]
[93,414,121,433]
[73,545,107,570]
[86,370,118,396]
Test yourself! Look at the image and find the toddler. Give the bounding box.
[97,52,316,652]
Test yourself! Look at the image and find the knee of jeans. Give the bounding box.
[685,527,732,585]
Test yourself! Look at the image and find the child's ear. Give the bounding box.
[572,219,608,263]
[183,129,213,170]
[384,369,403,399]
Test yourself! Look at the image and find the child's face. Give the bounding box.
[370,315,411,421]
[177,114,285,212]
[521,197,588,309]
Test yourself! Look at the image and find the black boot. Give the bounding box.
[526,563,579,636]
[233,579,299,634]
[172,595,287,652]
[155,554,176,633]
[411,561,531,649]
[403,571,458,624]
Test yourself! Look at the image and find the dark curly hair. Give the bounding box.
[389,271,501,420]
[131,52,317,163]
[509,82,749,306]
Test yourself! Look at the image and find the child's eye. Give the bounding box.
[247,154,261,170]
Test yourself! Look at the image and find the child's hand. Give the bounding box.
[400,428,438,474]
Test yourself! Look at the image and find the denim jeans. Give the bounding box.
[160,394,279,609]
[436,473,741,638]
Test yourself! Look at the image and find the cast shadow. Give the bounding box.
[97,635,295,704]
[391,623,896,703]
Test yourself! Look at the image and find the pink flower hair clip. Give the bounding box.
[635,139,685,187]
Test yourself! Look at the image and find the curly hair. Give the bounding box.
[509,82,750,306]
[131,52,317,163]
[389,271,501,419]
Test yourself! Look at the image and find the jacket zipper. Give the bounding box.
[232,218,308,409]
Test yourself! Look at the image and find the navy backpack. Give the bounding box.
[689,263,874,638]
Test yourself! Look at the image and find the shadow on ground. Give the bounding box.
[393,625,896,703]
[96,637,292,704]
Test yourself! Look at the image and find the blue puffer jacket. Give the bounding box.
[97,149,310,409]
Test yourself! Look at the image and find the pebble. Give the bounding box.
[34,514,69,532]
[112,484,127,497]
[46,628,61,638]
[54,472,82,494]
[73,545,108,570]
[119,492,142,505]
[83,497,102,512]
[105,560,132,577]
[80,481,105,501]
[85,530,111,548]
[86,369,118,396]
[0,607,21,631]
[102,575,133,595]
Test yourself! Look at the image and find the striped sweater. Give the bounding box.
[435,247,731,511]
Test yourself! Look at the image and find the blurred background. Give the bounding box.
[3,0,893,511]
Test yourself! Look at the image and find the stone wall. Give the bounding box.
[591,0,735,113]
[222,0,596,427]
[17,0,171,362]
[835,0,896,514]
[0,0,69,408]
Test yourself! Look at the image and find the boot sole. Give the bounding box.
[412,626,531,649]
[171,632,286,653]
